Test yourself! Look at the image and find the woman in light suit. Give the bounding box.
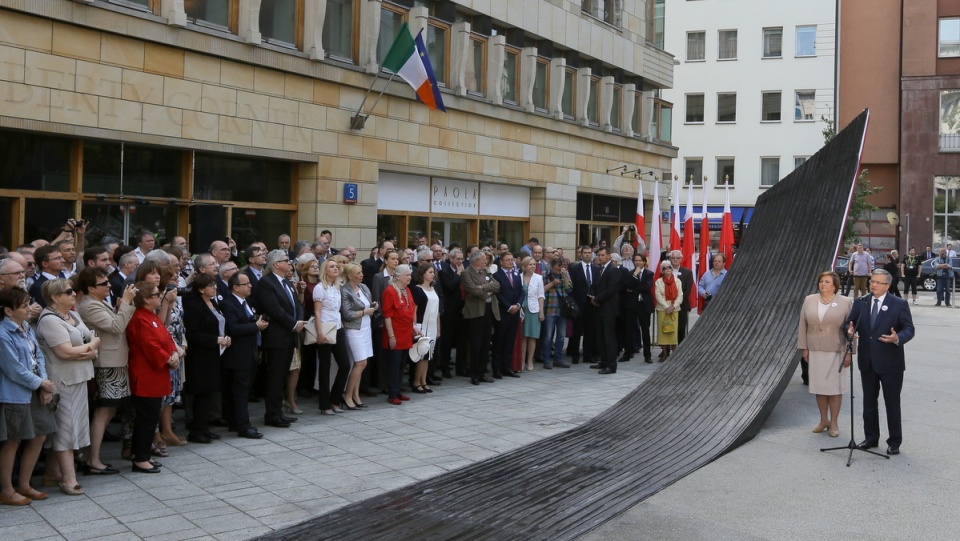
[519,257,545,372]
[340,264,376,409]
[797,271,853,438]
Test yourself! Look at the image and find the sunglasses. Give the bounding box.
[95,280,110,287]
[58,289,75,295]
[145,292,163,298]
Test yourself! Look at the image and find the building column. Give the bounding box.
[238,0,262,44]
[304,0,327,60]
[449,21,471,96]
[160,0,187,26]
[360,0,383,74]
[599,75,614,132]
[576,67,592,126]
[549,57,566,120]
[408,6,428,38]
[519,47,538,112]
[487,35,506,106]
[640,90,655,140]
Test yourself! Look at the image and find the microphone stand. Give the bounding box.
[820,298,890,466]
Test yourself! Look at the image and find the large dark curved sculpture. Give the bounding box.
[255,111,869,541]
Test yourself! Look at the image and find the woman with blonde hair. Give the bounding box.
[340,263,376,408]
[519,256,545,371]
[312,259,350,415]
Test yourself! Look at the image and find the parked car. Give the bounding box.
[919,257,960,291]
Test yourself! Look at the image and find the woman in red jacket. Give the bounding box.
[381,264,418,405]
[125,282,181,474]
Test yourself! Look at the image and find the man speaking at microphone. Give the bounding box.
[846,268,914,456]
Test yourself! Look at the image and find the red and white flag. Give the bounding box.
[720,182,735,270]
[682,186,697,310]
[634,178,645,253]
[670,179,682,251]
[649,182,662,281]
[698,186,711,315]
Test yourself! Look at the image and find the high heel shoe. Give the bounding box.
[355,402,368,408]
[413,386,428,394]
[340,401,358,411]
[283,400,304,415]
[812,423,828,433]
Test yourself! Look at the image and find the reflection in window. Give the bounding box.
[377,215,402,247]
[762,27,782,58]
[466,37,484,95]
[193,154,292,204]
[232,208,292,248]
[83,142,181,198]
[934,176,960,246]
[796,25,816,57]
[648,0,664,49]
[0,130,70,192]
[426,23,447,85]
[941,90,960,150]
[502,49,519,104]
[717,92,736,122]
[24,199,72,245]
[184,0,230,28]
[498,220,524,252]
[323,0,354,60]
[260,0,297,46]
[610,85,621,130]
[407,216,428,251]
[760,157,780,187]
[716,158,735,186]
[762,91,781,121]
[562,69,575,119]
[532,60,548,111]
[587,77,599,124]
[378,6,405,65]
[685,94,704,123]
[795,90,815,121]
[718,29,737,60]
[940,18,960,58]
[684,158,703,186]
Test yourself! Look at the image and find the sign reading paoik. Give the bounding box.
[431,178,479,214]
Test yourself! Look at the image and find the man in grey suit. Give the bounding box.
[460,250,500,386]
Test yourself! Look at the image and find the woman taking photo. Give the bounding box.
[76,267,136,475]
[519,256,544,372]
[313,259,350,415]
[410,264,440,393]
[382,265,418,405]
[797,271,853,438]
[0,288,56,506]
[183,274,229,444]
[126,282,182,473]
[36,279,100,496]
[340,264,376,408]
[654,261,682,361]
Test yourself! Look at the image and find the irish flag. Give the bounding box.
[382,24,446,111]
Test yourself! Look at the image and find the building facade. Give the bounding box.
[662,0,834,240]
[0,0,676,253]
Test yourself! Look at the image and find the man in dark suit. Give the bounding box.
[221,273,268,439]
[361,240,394,290]
[243,245,266,286]
[29,245,66,307]
[589,247,621,374]
[110,252,139,305]
[437,248,464,378]
[667,250,694,343]
[492,252,523,378]
[567,245,598,364]
[846,269,914,455]
[634,255,656,363]
[217,261,238,305]
[252,250,305,428]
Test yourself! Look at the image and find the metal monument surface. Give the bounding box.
[255,111,869,541]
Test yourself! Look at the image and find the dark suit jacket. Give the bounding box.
[108,270,127,305]
[846,294,914,374]
[438,261,463,316]
[636,268,655,314]
[182,295,224,393]
[220,293,260,370]
[252,272,303,350]
[243,267,262,287]
[589,262,621,317]
[361,257,382,290]
[493,267,524,313]
[675,266,694,312]
[569,261,600,310]
[216,279,230,304]
[29,274,49,308]
[619,267,640,314]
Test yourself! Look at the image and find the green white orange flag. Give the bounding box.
[381,23,445,111]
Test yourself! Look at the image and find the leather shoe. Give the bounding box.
[856,440,879,450]
[505,371,520,378]
[131,463,161,474]
[492,373,503,380]
[208,418,229,428]
[203,431,221,440]
[280,415,298,423]
[470,378,480,385]
[598,368,616,375]
[479,376,494,383]
[887,446,900,455]
[265,419,292,428]
[187,432,212,444]
[571,358,580,364]
[555,362,570,368]
[237,429,263,439]
[589,363,603,369]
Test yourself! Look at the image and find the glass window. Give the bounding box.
[466,37,485,95]
[686,31,705,61]
[260,0,297,46]
[533,59,548,112]
[109,0,152,10]
[184,0,229,28]
[684,158,703,186]
[716,158,735,186]
[718,29,737,60]
[648,0,664,49]
[940,18,960,58]
[498,220,524,251]
[193,153,292,204]
[587,76,599,124]
[0,131,70,192]
[323,0,355,60]
[761,91,781,121]
[377,5,406,65]
[24,199,73,245]
[795,90,815,121]
[407,216,428,251]
[502,48,519,104]
[610,85,621,130]
[232,208,292,248]
[426,21,448,86]
[796,25,816,57]
[655,99,672,143]
[83,142,181,198]
[933,176,960,246]
[479,218,495,248]
[760,157,780,187]
[631,91,640,133]
[377,215,402,248]
[794,156,808,170]
[685,93,704,123]
[940,90,960,150]
[762,27,782,58]
[562,68,575,119]
[81,202,180,247]
[717,93,736,122]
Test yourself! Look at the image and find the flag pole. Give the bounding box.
[350,70,400,130]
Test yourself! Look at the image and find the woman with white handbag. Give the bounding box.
[312,260,350,415]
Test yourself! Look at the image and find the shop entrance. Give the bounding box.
[430,219,468,248]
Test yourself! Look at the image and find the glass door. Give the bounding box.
[431,218,468,248]
[81,202,180,246]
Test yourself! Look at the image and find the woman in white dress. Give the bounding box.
[313,260,350,415]
[339,264,377,409]
[410,264,440,394]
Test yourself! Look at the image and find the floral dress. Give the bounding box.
[162,298,186,408]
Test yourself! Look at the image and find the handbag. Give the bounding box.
[304,316,338,345]
[662,312,677,333]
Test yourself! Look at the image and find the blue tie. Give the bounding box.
[242,300,261,346]
[871,298,879,327]
[282,279,295,311]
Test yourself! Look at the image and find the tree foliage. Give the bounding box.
[821,116,882,246]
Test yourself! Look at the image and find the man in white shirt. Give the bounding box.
[133,231,155,263]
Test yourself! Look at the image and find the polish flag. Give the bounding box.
[720,182,735,270]
[698,186,711,315]
[682,186,697,310]
[649,182,662,282]
[670,179,682,251]
[634,178,645,252]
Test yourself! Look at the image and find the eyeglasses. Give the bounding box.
[277,259,290,263]
[145,292,163,298]
[58,289,75,295]
[236,281,252,287]
[95,280,110,287]
[661,267,673,271]
[869,280,891,285]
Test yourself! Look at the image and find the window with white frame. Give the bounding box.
[940,90,960,150]
[717,92,736,122]
[794,156,809,170]
[716,157,735,186]
[760,157,780,187]
[796,25,816,57]
[795,90,815,121]
[940,18,960,58]
[761,91,781,121]
[685,158,703,186]
[762,27,782,58]
[686,93,704,123]
[687,31,705,61]
[718,29,737,60]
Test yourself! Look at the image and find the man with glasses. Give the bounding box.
[243,245,266,287]
[210,240,233,266]
[0,257,27,290]
[218,262,239,302]
[221,272,269,439]
[847,269,914,456]
[29,245,65,307]
[253,250,305,428]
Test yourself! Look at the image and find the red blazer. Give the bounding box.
[381,285,416,350]
[126,307,177,398]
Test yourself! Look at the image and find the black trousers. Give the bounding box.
[298,343,318,395]
[493,311,520,375]
[190,393,211,434]
[467,304,494,378]
[861,365,903,447]
[638,310,652,359]
[222,363,254,432]
[594,311,618,371]
[385,347,406,399]
[437,311,461,374]
[131,396,161,463]
[615,309,637,358]
[318,329,350,410]
[677,309,690,343]
[568,304,595,360]
[263,345,293,423]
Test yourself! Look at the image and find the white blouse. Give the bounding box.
[313,282,343,328]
